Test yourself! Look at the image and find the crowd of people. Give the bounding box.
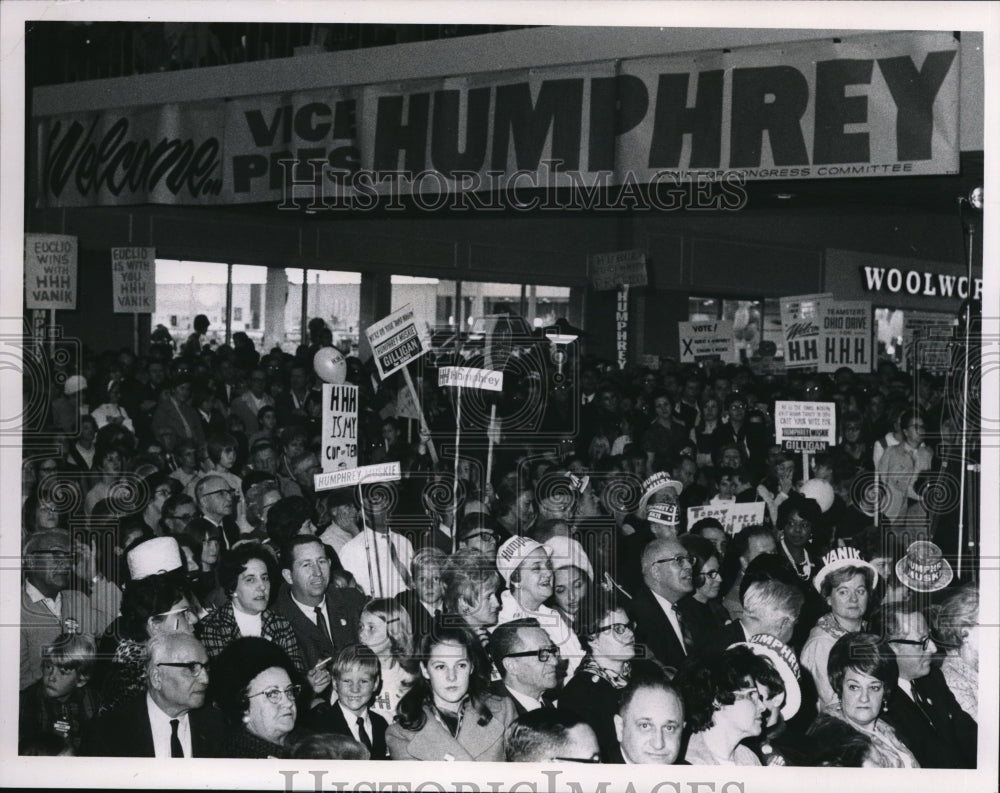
[18,316,980,767]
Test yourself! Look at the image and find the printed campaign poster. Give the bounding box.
[817,300,872,373]
[321,383,359,473]
[24,233,77,310]
[589,249,648,290]
[779,293,831,369]
[678,320,738,363]
[111,247,156,313]
[901,311,957,373]
[365,304,425,379]
[774,400,837,452]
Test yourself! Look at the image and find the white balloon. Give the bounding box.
[313,347,347,384]
[800,478,835,512]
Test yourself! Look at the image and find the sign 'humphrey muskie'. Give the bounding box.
[32,32,959,207]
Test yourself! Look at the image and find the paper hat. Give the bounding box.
[64,375,87,396]
[895,540,953,593]
[813,545,879,594]
[543,535,594,581]
[799,479,834,513]
[731,634,802,720]
[637,472,684,515]
[127,536,184,581]
[496,536,551,585]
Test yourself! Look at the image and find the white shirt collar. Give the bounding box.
[145,692,192,758]
[25,581,62,616]
[650,588,687,654]
[290,590,327,625]
[505,684,544,713]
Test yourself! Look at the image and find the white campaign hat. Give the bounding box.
[730,634,802,720]
[543,535,594,581]
[496,536,551,585]
[637,472,684,515]
[813,545,879,594]
[127,536,184,581]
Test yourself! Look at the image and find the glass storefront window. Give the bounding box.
[154,259,229,349]
[688,297,718,321]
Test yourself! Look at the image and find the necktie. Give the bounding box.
[384,536,412,589]
[911,685,934,722]
[169,718,183,758]
[314,606,333,647]
[356,716,373,753]
[671,602,693,654]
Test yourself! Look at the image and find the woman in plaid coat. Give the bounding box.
[197,543,305,672]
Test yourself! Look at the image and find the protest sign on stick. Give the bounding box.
[111,246,156,353]
[365,305,437,463]
[321,383,359,473]
[780,293,831,370]
[775,400,837,479]
[25,233,77,358]
[438,366,505,551]
[678,320,738,363]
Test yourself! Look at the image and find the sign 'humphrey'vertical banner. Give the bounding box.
[33,32,960,207]
[111,247,156,313]
[24,234,77,309]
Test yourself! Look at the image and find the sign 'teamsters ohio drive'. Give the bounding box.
[33,32,960,207]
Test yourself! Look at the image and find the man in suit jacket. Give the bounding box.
[694,578,805,661]
[876,605,977,768]
[229,368,274,434]
[80,633,226,757]
[272,536,366,672]
[626,537,698,672]
[192,474,241,549]
[303,644,388,760]
[487,619,559,715]
[151,375,205,447]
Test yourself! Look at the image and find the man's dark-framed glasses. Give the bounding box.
[505,646,560,662]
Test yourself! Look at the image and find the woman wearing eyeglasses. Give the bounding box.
[212,637,305,758]
[558,599,636,762]
[674,645,773,765]
[679,534,729,632]
[810,632,918,768]
[386,624,516,761]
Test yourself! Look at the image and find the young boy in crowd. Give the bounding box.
[302,644,389,760]
[18,633,100,755]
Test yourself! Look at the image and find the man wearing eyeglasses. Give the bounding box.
[626,537,697,672]
[20,529,103,690]
[80,633,226,757]
[192,474,241,549]
[488,619,560,715]
[872,604,976,768]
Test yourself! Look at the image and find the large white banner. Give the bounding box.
[34,32,960,207]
